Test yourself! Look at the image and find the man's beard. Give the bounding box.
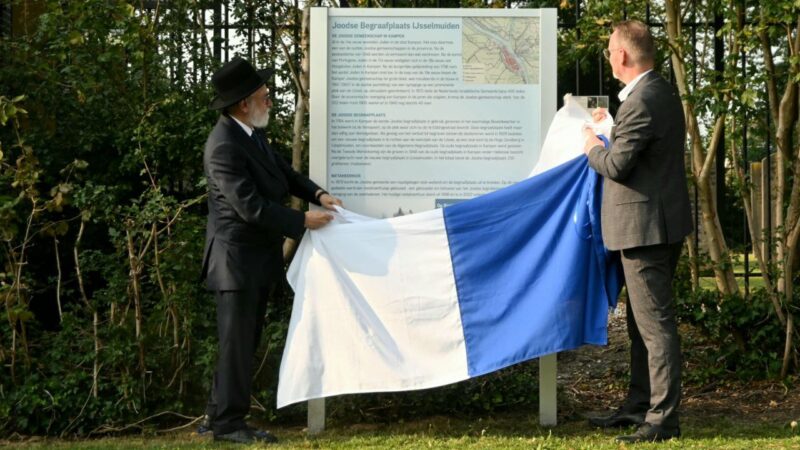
[248,104,270,129]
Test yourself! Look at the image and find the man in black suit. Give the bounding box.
[200,57,341,444]
[583,21,692,443]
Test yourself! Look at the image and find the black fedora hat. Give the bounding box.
[209,57,270,110]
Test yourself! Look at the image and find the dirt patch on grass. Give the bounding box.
[557,302,800,426]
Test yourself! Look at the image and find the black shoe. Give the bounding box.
[616,423,681,443]
[214,427,279,444]
[214,429,257,444]
[588,408,645,428]
[201,415,277,442]
[251,429,278,443]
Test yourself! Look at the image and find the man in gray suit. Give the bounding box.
[583,20,692,443]
[200,57,341,444]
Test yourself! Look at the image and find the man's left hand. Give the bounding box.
[591,107,608,123]
[319,193,343,210]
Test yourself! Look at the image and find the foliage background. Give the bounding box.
[1,0,797,437]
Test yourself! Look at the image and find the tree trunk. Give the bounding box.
[766,16,800,377]
[664,0,739,296]
[728,120,785,324]
[283,4,312,263]
[74,220,99,398]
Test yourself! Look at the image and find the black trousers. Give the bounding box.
[620,242,683,429]
[205,285,270,435]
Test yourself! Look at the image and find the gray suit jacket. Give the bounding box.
[201,114,321,291]
[587,71,692,251]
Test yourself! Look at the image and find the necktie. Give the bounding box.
[251,131,276,165]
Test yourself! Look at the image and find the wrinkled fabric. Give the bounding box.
[277,96,622,408]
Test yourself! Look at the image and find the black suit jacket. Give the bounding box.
[201,114,321,291]
[587,71,692,251]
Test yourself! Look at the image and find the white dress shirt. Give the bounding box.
[618,69,652,102]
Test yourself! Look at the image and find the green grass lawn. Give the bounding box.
[699,276,766,292]
[698,253,768,292]
[6,413,799,449]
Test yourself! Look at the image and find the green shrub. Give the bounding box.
[674,256,787,382]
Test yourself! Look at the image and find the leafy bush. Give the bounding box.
[674,256,787,382]
[326,362,541,424]
[0,0,222,436]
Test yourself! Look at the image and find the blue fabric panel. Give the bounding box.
[443,156,622,377]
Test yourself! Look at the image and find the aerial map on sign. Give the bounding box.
[462,17,540,85]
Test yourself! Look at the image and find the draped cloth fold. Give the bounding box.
[277,96,622,408]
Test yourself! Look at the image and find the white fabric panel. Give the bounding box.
[529,94,614,177]
[278,208,468,408]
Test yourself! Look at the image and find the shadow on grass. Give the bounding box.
[315,411,798,443]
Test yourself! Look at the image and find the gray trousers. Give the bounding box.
[620,242,682,429]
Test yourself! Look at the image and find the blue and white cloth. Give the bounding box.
[277,96,622,408]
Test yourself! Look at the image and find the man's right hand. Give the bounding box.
[305,210,333,229]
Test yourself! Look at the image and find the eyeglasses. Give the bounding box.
[603,47,621,60]
[249,90,271,104]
